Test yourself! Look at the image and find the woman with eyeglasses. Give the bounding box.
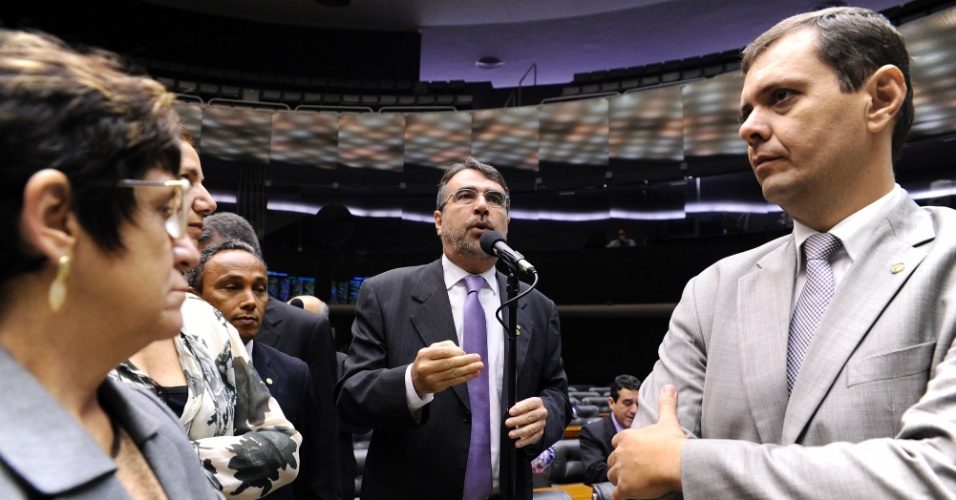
[112,131,303,499]
[0,29,222,498]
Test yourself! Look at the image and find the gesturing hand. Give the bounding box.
[608,384,687,500]
[505,397,548,448]
[410,340,483,396]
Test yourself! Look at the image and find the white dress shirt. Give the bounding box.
[404,254,505,492]
[791,184,904,305]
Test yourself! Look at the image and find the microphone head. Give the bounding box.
[479,230,505,257]
[289,298,305,309]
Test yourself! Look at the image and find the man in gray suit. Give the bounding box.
[608,7,956,499]
[336,158,571,500]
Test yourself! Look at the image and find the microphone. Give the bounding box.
[479,230,536,274]
[289,298,305,309]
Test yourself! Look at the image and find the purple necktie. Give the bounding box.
[463,275,493,500]
[787,233,842,393]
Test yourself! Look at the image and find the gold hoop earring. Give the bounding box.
[48,255,71,313]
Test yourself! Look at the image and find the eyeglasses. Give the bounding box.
[117,178,191,239]
[443,187,508,210]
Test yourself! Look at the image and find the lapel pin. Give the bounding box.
[266,377,274,385]
[891,263,905,274]
[516,324,522,336]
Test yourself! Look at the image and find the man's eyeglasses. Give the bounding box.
[117,178,191,239]
[443,187,508,210]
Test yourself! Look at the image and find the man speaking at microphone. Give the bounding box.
[336,157,571,500]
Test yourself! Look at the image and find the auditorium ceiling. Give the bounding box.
[2,0,955,248]
[139,0,903,88]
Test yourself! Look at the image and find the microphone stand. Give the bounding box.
[495,269,539,500]
[505,269,519,500]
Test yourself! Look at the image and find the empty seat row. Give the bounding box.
[156,77,475,110]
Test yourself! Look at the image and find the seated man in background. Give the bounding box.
[186,240,322,500]
[579,375,640,485]
[606,229,637,248]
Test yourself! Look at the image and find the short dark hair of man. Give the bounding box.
[610,374,642,402]
[435,157,511,211]
[200,212,262,255]
[741,6,913,162]
[185,239,264,291]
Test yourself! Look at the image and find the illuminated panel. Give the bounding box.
[472,106,539,171]
[901,6,956,137]
[540,98,608,166]
[172,102,203,144]
[200,106,272,163]
[405,111,472,167]
[609,86,684,161]
[338,113,405,171]
[270,111,338,169]
[682,72,747,156]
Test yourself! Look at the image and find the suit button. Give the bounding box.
[464,411,471,423]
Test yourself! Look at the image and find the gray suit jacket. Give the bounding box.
[0,346,223,499]
[336,259,572,500]
[636,195,956,498]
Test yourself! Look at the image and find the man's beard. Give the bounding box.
[442,224,498,262]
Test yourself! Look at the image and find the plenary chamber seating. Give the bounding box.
[548,439,584,485]
[533,490,573,499]
[591,481,614,500]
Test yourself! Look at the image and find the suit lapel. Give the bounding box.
[408,260,468,408]
[782,197,935,442]
[252,343,272,374]
[259,299,283,348]
[737,238,795,444]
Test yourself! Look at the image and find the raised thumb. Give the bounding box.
[657,384,678,425]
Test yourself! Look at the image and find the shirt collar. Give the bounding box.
[610,413,627,433]
[792,184,902,264]
[441,254,499,297]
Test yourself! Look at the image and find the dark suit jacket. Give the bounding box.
[259,299,341,500]
[335,351,369,500]
[252,342,321,500]
[336,259,572,500]
[579,416,616,485]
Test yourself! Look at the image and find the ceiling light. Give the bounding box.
[476,56,504,70]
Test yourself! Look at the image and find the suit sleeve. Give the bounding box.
[302,314,342,500]
[336,275,426,429]
[522,295,572,458]
[638,265,956,498]
[291,365,328,500]
[579,423,610,485]
[634,275,708,438]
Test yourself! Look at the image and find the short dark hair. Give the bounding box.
[610,374,642,402]
[201,212,262,255]
[436,157,510,211]
[185,239,264,292]
[0,29,180,286]
[741,6,913,162]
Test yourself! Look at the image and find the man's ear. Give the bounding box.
[20,169,77,263]
[607,396,615,408]
[865,64,906,135]
[434,210,443,236]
